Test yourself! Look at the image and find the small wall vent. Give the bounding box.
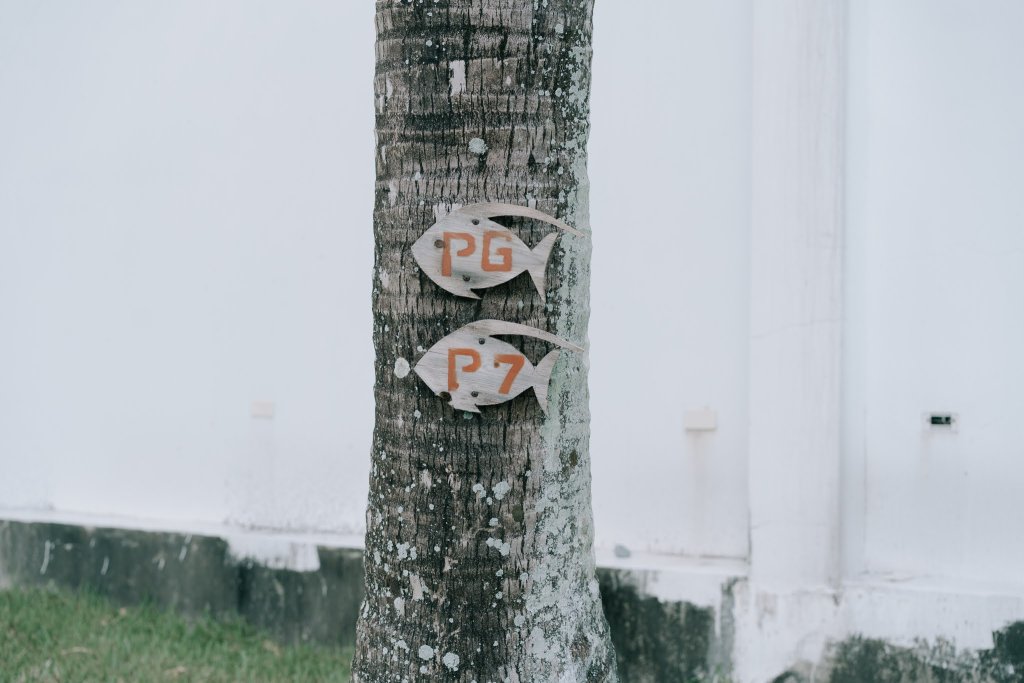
[923,412,958,432]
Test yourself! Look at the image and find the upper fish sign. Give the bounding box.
[411,203,585,302]
[413,319,584,414]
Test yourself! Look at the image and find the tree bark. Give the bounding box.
[354,1,615,681]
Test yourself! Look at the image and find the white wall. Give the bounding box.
[0,0,754,560]
[6,1,1024,679]
[843,0,1024,587]
[589,0,752,560]
[0,0,376,533]
[3,0,1024,594]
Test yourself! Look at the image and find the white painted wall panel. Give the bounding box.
[589,0,752,559]
[0,1,754,559]
[7,0,1022,584]
[844,0,1024,585]
[0,0,377,533]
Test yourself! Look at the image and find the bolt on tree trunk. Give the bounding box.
[353,1,615,681]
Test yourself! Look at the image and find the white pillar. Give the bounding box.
[748,0,847,589]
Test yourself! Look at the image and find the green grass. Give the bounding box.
[0,588,352,682]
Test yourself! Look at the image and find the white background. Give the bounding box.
[2,0,1022,589]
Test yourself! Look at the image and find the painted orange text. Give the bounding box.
[441,233,476,277]
[441,230,515,275]
[482,231,514,272]
[493,354,526,394]
[448,348,481,391]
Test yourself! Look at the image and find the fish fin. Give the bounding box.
[527,232,558,303]
[426,275,481,299]
[449,396,481,413]
[452,285,482,300]
[532,350,561,414]
[464,320,585,353]
[453,203,586,237]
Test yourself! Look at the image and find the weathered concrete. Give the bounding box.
[598,569,725,682]
[0,520,239,616]
[0,521,364,647]
[236,548,364,647]
[3,519,1023,682]
[819,626,1024,683]
[0,521,705,680]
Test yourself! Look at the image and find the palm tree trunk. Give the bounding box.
[353,1,615,681]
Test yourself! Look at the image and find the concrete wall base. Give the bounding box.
[2,518,1022,682]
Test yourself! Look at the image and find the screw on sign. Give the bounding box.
[411,202,585,302]
[412,319,583,414]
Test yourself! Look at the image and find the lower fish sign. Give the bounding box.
[413,320,584,414]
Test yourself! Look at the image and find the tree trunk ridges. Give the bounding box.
[355,1,615,682]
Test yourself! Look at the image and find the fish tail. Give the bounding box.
[532,349,561,414]
[527,232,559,303]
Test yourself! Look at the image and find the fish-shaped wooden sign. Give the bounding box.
[413,319,584,414]
[411,203,585,302]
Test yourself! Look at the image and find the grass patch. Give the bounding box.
[0,587,352,682]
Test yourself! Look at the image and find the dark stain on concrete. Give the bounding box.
[236,547,364,647]
[825,626,1024,683]
[985,621,1024,681]
[770,672,805,683]
[597,568,717,683]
